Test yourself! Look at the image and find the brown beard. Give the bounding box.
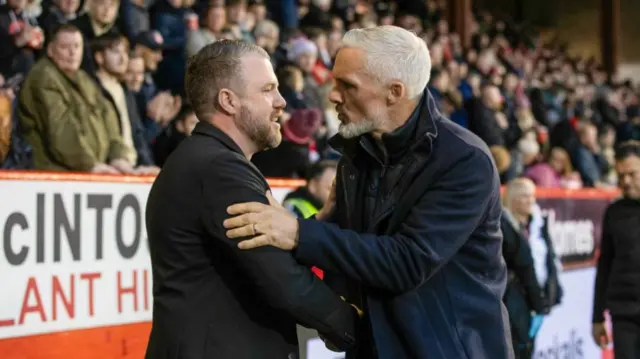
[0,97,12,163]
[235,105,280,152]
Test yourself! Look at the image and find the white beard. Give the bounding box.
[338,105,388,138]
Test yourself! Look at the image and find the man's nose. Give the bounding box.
[274,90,286,109]
[328,88,342,104]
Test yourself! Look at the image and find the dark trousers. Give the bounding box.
[613,316,640,359]
[512,337,534,359]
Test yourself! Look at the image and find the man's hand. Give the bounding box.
[110,159,135,174]
[91,163,120,174]
[134,165,161,175]
[592,322,609,349]
[224,190,300,250]
[147,92,172,124]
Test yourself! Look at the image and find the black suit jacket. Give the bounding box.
[144,122,356,359]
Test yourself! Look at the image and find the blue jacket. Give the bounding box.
[294,90,514,358]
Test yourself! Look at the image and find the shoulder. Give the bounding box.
[605,197,629,216]
[436,117,494,162]
[206,149,268,191]
[433,119,497,181]
[25,59,58,87]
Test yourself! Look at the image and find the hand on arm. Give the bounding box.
[225,149,499,294]
[208,157,356,349]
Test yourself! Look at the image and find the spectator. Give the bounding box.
[92,31,159,173]
[185,3,225,57]
[0,72,32,169]
[440,90,467,128]
[524,147,582,189]
[17,24,133,173]
[247,0,267,24]
[467,84,514,147]
[288,37,324,111]
[277,65,307,110]
[72,0,120,76]
[131,30,181,143]
[38,0,80,37]
[428,68,450,106]
[512,138,541,177]
[572,122,609,187]
[253,19,279,58]
[0,0,44,78]
[152,0,188,94]
[502,178,563,359]
[0,85,12,163]
[123,52,144,92]
[599,123,618,185]
[283,159,337,218]
[225,0,252,42]
[127,0,151,37]
[302,27,332,85]
[152,103,197,166]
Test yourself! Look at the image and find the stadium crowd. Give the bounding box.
[0,0,639,188]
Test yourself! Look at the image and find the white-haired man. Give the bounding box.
[223,25,513,358]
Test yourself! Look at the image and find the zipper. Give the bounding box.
[340,164,352,228]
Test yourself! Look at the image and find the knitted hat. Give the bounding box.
[287,38,318,61]
[283,108,322,144]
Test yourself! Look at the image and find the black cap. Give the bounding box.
[133,30,165,50]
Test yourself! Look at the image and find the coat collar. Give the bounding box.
[191,121,245,155]
[328,88,440,161]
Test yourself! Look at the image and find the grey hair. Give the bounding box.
[253,19,279,38]
[341,25,431,100]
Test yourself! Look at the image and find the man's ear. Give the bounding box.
[218,88,239,115]
[387,81,406,105]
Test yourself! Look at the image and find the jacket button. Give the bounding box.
[349,174,355,180]
[288,353,297,359]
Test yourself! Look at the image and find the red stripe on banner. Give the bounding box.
[0,170,307,188]
[0,322,152,359]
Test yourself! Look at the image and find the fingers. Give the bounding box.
[237,235,270,250]
[223,213,257,229]
[227,202,269,215]
[225,224,254,238]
